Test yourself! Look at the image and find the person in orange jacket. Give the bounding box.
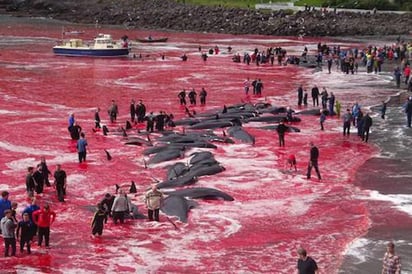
[32,204,56,248]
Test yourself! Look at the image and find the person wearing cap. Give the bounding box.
[32,204,56,248]
[144,184,164,222]
[0,209,17,257]
[296,247,319,274]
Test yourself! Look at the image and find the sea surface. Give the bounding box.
[0,15,410,273]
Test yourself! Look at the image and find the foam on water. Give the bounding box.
[363,190,412,217]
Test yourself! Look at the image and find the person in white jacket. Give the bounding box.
[111,190,131,224]
[144,184,164,222]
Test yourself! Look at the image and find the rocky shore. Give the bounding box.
[0,0,411,37]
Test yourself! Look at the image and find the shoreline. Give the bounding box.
[1,1,412,37]
[1,16,410,273]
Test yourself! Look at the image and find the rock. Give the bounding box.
[0,0,411,37]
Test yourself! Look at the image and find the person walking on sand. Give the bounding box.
[296,247,319,274]
[306,142,321,180]
[32,204,56,248]
[144,184,164,222]
[382,241,401,274]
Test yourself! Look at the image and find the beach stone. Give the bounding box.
[0,0,411,36]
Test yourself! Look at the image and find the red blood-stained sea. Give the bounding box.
[0,16,409,273]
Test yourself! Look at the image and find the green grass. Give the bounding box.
[294,0,323,6]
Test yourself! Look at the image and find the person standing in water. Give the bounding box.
[91,203,107,237]
[306,142,321,180]
[94,107,101,129]
[77,132,88,163]
[144,184,164,222]
[381,241,401,274]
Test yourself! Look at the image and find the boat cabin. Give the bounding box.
[65,39,83,48]
[94,34,116,49]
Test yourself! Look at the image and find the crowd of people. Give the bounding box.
[2,38,410,273]
[0,193,56,256]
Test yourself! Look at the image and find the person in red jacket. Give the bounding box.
[32,204,56,248]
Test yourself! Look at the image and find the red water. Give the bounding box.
[0,19,382,273]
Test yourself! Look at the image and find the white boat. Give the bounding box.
[53,34,130,57]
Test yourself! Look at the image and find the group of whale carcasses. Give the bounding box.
[110,102,319,223]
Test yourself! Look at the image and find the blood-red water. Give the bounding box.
[0,18,391,273]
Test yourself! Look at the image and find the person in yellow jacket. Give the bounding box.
[144,184,164,222]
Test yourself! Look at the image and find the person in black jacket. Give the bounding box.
[136,100,146,123]
[188,88,197,105]
[91,203,108,236]
[178,90,187,105]
[130,99,136,123]
[405,97,412,128]
[33,165,45,194]
[39,157,51,187]
[307,142,321,180]
[199,88,207,105]
[362,113,373,142]
[16,213,33,254]
[25,167,36,198]
[94,108,101,129]
[276,120,288,147]
[54,164,67,202]
[100,193,115,218]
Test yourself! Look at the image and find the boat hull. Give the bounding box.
[136,38,168,43]
[53,47,130,57]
